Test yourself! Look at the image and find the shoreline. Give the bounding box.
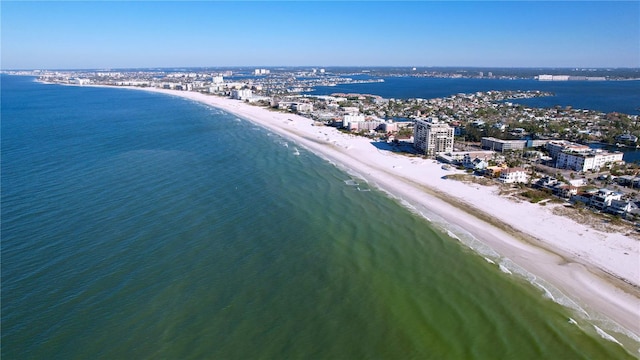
[68,85,640,346]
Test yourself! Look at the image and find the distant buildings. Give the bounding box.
[413,118,454,156]
[71,78,91,85]
[343,114,365,130]
[537,74,605,81]
[538,74,569,81]
[273,100,313,113]
[291,102,313,113]
[212,75,224,84]
[616,134,638,143]
[231,89,253,100]
[346,120,386,132]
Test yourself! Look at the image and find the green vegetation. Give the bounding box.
[519,189,552,203]
[444,174,493,186]
[396,127,413,138]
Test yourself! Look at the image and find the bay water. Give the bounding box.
[311,76,640,115]
[1,75,635,358]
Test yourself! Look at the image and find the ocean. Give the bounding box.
[1,75,636,359]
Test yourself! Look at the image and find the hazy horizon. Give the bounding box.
[5,65,640,72]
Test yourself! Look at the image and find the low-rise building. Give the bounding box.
[292,102,313,113]
[526,139,550,148]
[546,140,591,160]
[498,167,529,184]
[231,89,253,100]
[343,114,365,128]
[590,189,622,210]
[462,152,495,170]
[464,158,488,171]
[555,150,624,171]
[347,120,385,132]
[571,192,595,206]
[480,137,526,152]
[553,184,579,198]
[606,199,637,216]
[615,134,638,143]
[483,165,508,178]
[534,176,559,190]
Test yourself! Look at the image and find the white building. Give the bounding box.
[538,74,570,81]
[212,75,224,84]
[556,150,624,172]
[546,140,590,160]
[347,120,385,132]
[413,118,454,156]
[589,189,623,210]
[343,114,365,128]
[342,107,360,115]
[498,168,529,184]
[607,199,637,216]
[480,137,526,152]
[231,89,253,101]
[72,78,91,85]
[292,103,313,113]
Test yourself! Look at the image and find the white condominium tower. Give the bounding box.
[413,118,454,156]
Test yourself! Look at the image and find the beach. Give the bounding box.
[110,86,639,339]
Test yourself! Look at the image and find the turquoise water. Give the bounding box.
[1,75,635,359]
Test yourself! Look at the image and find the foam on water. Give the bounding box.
[595,325,624,346]
[498,264,512,275]
[446,230,460,241]
[340,170,636,349]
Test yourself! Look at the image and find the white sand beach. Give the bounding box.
[118,87,640,339]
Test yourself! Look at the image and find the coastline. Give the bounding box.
[82,85,640,345]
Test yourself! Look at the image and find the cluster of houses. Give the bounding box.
[434,138,639,218]
[570,188,638,217]
[533,176,580,198]
[436,150,531,183]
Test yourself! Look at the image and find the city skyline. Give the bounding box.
[2,1,639,70]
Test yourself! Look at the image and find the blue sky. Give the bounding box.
[2,1,638,69]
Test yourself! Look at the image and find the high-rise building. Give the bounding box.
[413,118,454,156]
